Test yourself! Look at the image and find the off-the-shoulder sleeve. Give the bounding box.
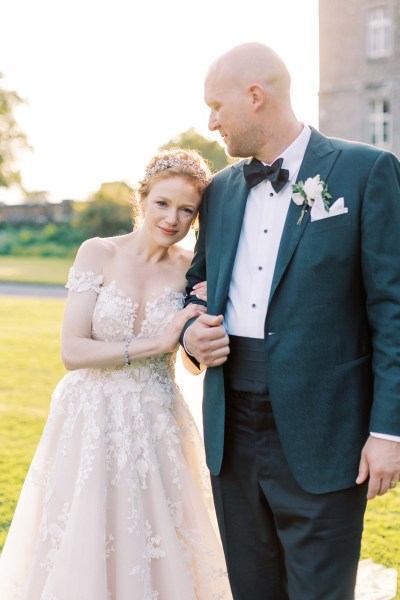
[65,267,103,293]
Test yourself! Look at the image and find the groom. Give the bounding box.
[182,43,400,599]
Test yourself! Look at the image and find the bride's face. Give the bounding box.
[142,176,201,247]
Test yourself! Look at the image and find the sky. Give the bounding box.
[0,0,319,203]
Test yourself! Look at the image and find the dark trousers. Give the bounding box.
[213,339,368,599]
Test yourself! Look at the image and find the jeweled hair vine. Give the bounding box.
[145,157,210,187]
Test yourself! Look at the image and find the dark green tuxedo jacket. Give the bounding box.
[184,129,400,493]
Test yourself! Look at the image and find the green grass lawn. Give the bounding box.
[0,295,398,597]
[0,296,67,548]
[0,255,72,285]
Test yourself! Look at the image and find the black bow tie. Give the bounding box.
[243,157,289,193]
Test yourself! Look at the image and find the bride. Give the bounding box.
[0,148,231,599]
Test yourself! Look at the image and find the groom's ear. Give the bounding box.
[247,84,265,111]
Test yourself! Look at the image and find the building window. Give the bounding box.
[366,6,391,58]
[367,99,392,147]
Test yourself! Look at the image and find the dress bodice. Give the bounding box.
[92,280,185,342]
[66,267,185,342]
[66,268,185,373]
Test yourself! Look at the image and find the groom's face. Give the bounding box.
[204,73,259,159]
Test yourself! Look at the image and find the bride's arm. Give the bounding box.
[62,298,204,371]
[61,238,205,371]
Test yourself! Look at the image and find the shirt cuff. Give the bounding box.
[370,432,400,442]
[182,329,194,357]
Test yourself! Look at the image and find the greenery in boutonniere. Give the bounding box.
[291,175,332,225]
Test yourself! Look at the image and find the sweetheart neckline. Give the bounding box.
[93,282,185,340]
[99,280,185,308]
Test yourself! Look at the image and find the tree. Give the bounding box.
[160,127,234,173]
[75,181,134,239]
[0,73,29,188]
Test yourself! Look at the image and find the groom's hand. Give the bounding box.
[356,436,400,499]
[185,314,229,367]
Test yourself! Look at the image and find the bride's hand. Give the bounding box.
[191,281,207,302]
[161,303,206,353]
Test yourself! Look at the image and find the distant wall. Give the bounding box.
[0,200,73,225]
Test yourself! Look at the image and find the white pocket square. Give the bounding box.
[310,196,348,222]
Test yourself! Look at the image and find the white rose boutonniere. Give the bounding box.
[291,175,332,225]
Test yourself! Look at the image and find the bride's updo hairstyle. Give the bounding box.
[133,148,212,225]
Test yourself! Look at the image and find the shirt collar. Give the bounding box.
[261,124,311,182]
[279,124,311,182]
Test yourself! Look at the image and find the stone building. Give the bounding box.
[0,199,73,225]
[319,0,400,157]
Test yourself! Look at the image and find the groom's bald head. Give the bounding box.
[205,42,292,104]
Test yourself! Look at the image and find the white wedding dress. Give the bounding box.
[0,269,230,600]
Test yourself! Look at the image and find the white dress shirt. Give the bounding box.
[225,125,311,338]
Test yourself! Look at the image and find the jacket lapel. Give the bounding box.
[214,163,249,310]
[268,130,340,305]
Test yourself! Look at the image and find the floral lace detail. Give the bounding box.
[91,280,138,341]
[91,282,184,342]
[0,284,230,599]
[65,266,103,293]
[130,520,166,599]
[139,289,185,338]
[39,503,70,572]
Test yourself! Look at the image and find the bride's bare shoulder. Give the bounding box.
[172,246,194,271]
[72,236,116,272]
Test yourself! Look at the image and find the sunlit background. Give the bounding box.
[0,0,319,203]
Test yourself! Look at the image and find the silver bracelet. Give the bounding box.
[123,339,131,366]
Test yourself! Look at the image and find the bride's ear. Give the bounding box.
[191,212,200,232]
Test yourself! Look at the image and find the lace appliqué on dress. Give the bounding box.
[65,267,103,293]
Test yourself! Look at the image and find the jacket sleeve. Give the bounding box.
[179,190,209,367]
[361,150,400,436]
[184,189,209,308]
